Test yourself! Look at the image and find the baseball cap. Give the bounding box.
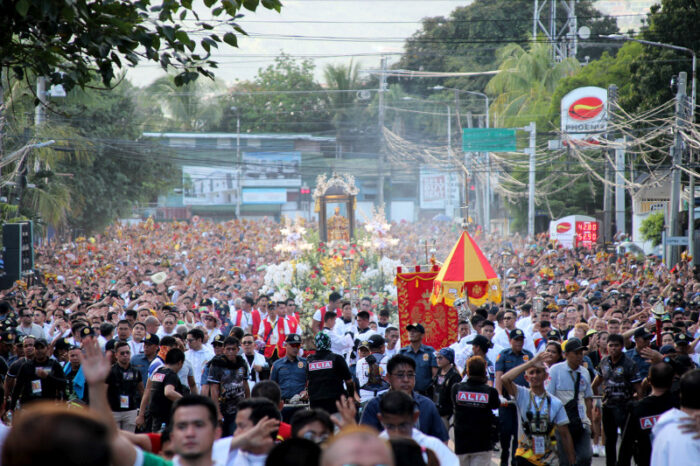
[285,333,302,344]
[674,333,691,345]
[509,328,525,340]
[546,330,562,341]
[438,348,455,365]
[406,323,425,333]
[563,338,588,353]
[633,328,654,340]
[211,334,225,346]
[471,334,493,351]
[143,333,160,345]
[367,334,385,348]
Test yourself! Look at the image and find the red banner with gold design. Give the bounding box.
[396,271,458,350]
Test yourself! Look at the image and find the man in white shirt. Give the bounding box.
[494,309,536,355]
[156,313,178,339]
[377,390,459,466]
[311,291,342,334]
[185,328,214,392]
[323,311,353,357]
[651,368,700,466]
[384,326,400,358]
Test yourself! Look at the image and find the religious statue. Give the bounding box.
[327,206,350,242]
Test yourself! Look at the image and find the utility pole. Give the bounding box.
[377,56,387,208]
[603,84,617,244]
[34,77,47,127]
[232,106,242,218]
[615,138,626,234]
[526,122,536,237]
[668,71,686,267]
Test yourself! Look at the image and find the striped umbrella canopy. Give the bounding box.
[430,231,501,306]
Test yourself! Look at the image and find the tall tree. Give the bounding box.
[396,0,617,96]
[486,43,579,129]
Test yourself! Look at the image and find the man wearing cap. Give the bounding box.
[270,333,308,421]
[627,327,656,381]
[130,333,160,385]
[350,310,378,364]
[547,338,594,465]
[618,362,677,466]
[432,347,461,430]
[11,338,66,409]
[399,323,437,397]
[206,336,249,436]
[592,333,643,466]
[356,333,390,404]
[306,331,354,414]
[495,328,535,466]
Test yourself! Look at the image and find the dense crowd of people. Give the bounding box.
[0,217,698,466]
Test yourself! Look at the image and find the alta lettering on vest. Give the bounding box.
[456,391,489,403]
[639,415,660,430]
[308,360,333,371]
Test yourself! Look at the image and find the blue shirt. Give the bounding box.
[360,391,449,442]
[131,353,155,384]
[626,348,651,381]
[495,348,534,387]
[270,356,308,400]
[399,344,437,392]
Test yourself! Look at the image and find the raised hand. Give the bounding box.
[80,339,111,385]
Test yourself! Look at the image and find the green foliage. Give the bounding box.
[640,211,665,246]
[486,43,580,130]
[217,54,333,134]
[0,0,282,91]
[396,0,617,98]
[626,0,700,113]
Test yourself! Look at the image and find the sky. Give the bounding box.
[126,0,653,89]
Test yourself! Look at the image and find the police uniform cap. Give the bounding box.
[143,333,160,345]
[285,334,302,344]
[509,328,525,339]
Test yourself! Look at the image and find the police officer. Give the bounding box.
[452,355,500,465]
[495,328,534,466]
[618,362,677,466]
[270,333,307,422]
[399,323,437,397]
[592,333,642,466]
[106,341,144,432]
[306,331,355,414]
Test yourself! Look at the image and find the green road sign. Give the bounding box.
[462,128,516,152]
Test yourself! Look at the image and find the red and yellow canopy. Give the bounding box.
[430,231,501,306]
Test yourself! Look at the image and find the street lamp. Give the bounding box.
[603,34,697,262]
[432,85,491,230]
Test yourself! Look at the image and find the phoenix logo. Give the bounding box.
[568,97,604,120]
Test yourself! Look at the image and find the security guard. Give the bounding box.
[618,362,677,466]
[495,328,534,466]
[306,332,354,414]
[452,355,500,464]
[399,323,437,397]
[270,333,307,422]
[106,341,144,432]
[592,333,642,466]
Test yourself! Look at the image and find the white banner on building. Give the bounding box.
[182,166,238,205]
[419,167,459,210]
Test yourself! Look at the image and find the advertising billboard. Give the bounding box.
[419,167,460,210]
[560,86,608,145]
[182,166,238,205]
[549,215,599,249]
[242,151,301,187]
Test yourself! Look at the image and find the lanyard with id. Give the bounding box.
[528,391,551,456]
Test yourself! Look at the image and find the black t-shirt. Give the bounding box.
[306,350,352,401]
[618,391,677,466]
[14,358,66,406]
[452,379,500,455]
[7,357,27,379]
[148,367,183,418]
[432,366,462,417]
[207,355,248,416]
[106,363,143,411]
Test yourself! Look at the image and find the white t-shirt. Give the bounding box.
[651,408,700,466]
[185,346,215,390]
[379,429,459,466]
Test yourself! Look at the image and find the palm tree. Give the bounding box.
[486,43,579,129]
[141,75,227,131]
[323,61,361,154]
